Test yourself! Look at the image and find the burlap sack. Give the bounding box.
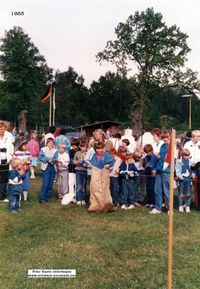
[88,166,115,213]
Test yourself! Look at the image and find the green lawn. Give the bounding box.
[0,173,200,289]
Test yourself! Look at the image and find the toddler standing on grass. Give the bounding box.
[109,148,122,207]
[119,153,138,210]
[8,158,24,213]
[143,144,158,208]
[56,143,70,201]
[14,140,31,202]
[68,138,80,203]
[27,131,40,179]
[133,151,144,206]
[175,149,192,213]
[73,141,88,205]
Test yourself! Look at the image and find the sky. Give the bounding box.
[0,0,200,87]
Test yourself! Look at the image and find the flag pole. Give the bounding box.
[168,128,176,289]
[52,87,56,126]
[49,83,52,126]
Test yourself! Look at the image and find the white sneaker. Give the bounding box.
[81,200,86,206]
[127,204,135,210]
[31,175,35,179]
[121,205,126,209]
[185,206,190,213]
[3,199,9,203]
[149,208,161,214]
[77,201,82,205]
[71,198,77,204]
[134,202,141,207]
[179,206,184,213]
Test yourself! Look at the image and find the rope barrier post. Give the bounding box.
[168,129,176,289]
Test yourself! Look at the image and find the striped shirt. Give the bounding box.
[13,150,31,170]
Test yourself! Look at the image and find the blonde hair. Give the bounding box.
[58,142,66,149]
[10,158,23,169]
[0,121,6,128]
[182,149,190,157]
[192,130,200,137]
[93,129,105,140]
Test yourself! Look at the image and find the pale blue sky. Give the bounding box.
[0,0,200,86]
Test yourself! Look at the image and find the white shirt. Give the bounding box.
[0,134,14,163]
[183,140,200,164]
[137,132,155,148]
[153,140,164,155]
[57,152,70,171]
[109,137,120,152]
[5,131,15,144]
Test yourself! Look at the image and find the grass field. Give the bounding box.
[1,172,200,289]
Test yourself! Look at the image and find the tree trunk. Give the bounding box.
[18,110,27,133]
[130,108,143,138]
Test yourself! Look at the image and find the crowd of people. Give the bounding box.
[1,120,200,214]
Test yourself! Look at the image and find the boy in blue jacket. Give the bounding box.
[119,153,138,209]
[143,144,158,208]
[8,158,24,213]
[175,149,192,213]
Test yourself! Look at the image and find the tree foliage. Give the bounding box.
[97,7,198,132]
[54,67,90,126]
[0,26,51,127]
[89,72,133,123]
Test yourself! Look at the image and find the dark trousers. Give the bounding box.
[121,178,136,205]
[146,176,155,205]
[110,177,119,206]
[0,166,9,200]
[9,193,20,211]
[76,171,87,201]
[197,176,200,211]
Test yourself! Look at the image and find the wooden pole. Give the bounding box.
[168,129,176,289]
[189,96,192,129]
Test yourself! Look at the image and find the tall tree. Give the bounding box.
[0,26,51,127]
[89,72,133,123]
[54,67,90,126]
[97,8,198,133]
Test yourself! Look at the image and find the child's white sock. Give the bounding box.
[23,191,28,201]
[31,168,35,178]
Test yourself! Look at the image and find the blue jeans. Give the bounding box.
[154,173,170,211]
[76,171,87,201]
[121,178,136,205]
[146,176,155,205]
[177,178,190,207]
[110,177,119,206]
[23,170,30,191]
[39,164,56,201]
[9,193,20,211]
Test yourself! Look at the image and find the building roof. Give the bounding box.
[75,120,121,130]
